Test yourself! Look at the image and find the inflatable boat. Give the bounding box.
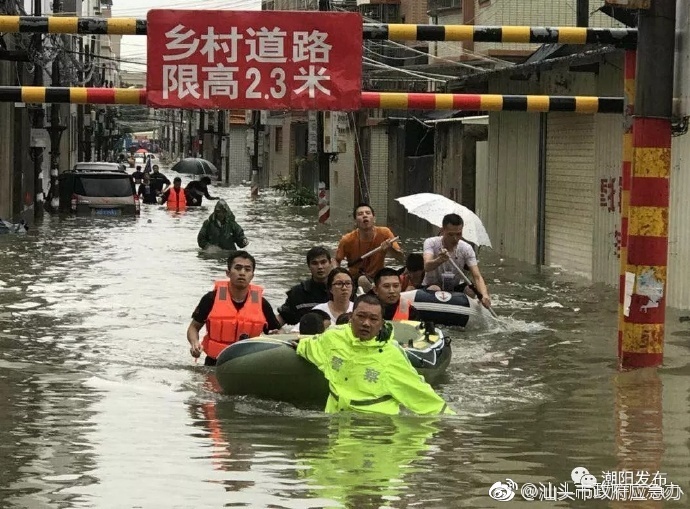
[400,289,488,328]
[215,320,451,406]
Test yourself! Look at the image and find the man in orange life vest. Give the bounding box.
[187,251,281,366]
[373,267,420,321]
[161,177,187,211]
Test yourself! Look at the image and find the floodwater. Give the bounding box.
[0,176,688,508]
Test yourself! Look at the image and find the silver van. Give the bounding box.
[58,162,140,216]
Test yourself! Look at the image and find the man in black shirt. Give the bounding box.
[149,165,171,194]
[131,165,144,185]
[137,174,158,204]
[187,251,281,366]
[373,267,420,321]
[277,246,332,326]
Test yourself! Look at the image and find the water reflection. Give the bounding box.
[612,369,664,509]
[0,368,100,509]
[202,401,443,508]
[300,415,440,506]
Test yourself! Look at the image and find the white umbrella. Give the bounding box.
[395,193,492,248]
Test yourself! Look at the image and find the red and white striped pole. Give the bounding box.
[317,182,330,223]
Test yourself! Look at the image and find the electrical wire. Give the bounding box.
[333,4,513,68]
[111,0,261,16]
[363,45,480,78]
[349,112,370,203]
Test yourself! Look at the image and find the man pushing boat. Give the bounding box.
[292,294,454,416]
[187,251,281,366]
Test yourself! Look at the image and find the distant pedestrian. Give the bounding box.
[137,175,158,205]
[132,165,144,184]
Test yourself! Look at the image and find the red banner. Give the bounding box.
[146,10,362,111]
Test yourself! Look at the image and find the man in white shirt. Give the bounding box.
[422,213,492,309]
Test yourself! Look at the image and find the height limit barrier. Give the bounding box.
[2,11,661,369]
[0,15,637,45]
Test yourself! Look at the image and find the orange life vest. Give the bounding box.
[166,187,187,210]
[392,298,410,321]
[202,282,267,359]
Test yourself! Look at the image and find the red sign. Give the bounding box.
[146,10,363,111]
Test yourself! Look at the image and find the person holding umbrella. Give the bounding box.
[422,213,492,309]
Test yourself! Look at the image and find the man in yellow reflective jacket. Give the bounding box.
[295,294,455,415]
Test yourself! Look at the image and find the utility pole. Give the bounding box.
[317,0,331,221]
[217,109,227,184]
[77,37,84,161]
[198,109,205,158]
[620,0,676,369]
[179,109,184,159]
[44,0,66,212]
[187,110,193,156]
[250,110,260,199]
[29,0,44,218]
[576,0,589,27]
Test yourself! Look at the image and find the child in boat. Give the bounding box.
[298,310,331,335]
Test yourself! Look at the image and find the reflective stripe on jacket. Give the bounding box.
[202,282,266,359]
[296,324,454,415]
[166,187,187,210]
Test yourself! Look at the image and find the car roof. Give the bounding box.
[73,162,127,172]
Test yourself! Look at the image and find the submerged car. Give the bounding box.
[73,162,128,173]
[58,163,140,216]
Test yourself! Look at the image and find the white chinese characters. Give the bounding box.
[160,23,334,103]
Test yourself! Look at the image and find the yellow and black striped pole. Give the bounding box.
[366,24,636,46]
[0,15,146,35]
[361,92,623,113]
[0,87,625,113]
[0,15,638,46]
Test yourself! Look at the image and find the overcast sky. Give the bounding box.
[112,0,261,71]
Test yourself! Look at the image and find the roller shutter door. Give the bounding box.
[544,113,595,276]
